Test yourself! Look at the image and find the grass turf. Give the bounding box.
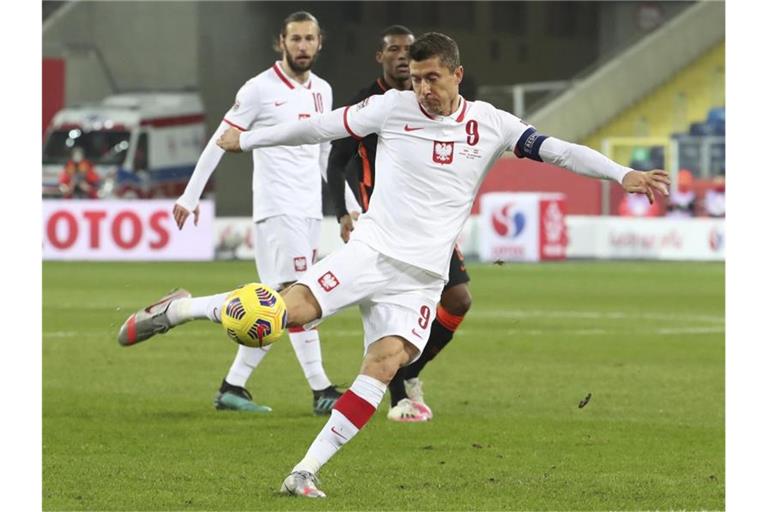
[43,260,724,510]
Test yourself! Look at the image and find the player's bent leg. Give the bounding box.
[401,283,472,416]
[360,335,419,384]
[281,282,340,414]
[441,282,473,318]
[282,284,344,415]
[282,336,413,498]
[283,283,323,327]
[117,289,231,346]
[117,288,191,346]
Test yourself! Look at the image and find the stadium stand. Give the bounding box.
[583,42,725,171]
[528,1,724,144]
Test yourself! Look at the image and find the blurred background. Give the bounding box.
[42,0,725,263]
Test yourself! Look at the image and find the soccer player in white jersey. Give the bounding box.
[117,11,360,416]
[124,33,670,497]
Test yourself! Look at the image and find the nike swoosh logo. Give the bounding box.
[411,328,423,339]
[144,297,170,313]
[274,101,287,107]
[404,124,423,132]
[330,426,347,440]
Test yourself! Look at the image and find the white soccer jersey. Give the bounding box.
[224,62,333,221]
[240,89,631,279]
[339,91,531,278]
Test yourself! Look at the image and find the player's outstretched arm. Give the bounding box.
[538,136,670,203]
[217,108,350,153]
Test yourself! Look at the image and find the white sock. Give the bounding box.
[167,292,231,325]
[292,375,386,475]
[225,344,272,388]
[288,328,332,391]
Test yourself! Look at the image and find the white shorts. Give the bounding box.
[253,215,320,289]
[299,240,444,357]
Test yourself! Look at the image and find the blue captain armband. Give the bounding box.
[514,127,549,162]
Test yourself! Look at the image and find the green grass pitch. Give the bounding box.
[43,260,724,510]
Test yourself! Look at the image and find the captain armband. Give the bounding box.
[513,127,549,162]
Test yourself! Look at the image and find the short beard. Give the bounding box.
[286,53,315,74]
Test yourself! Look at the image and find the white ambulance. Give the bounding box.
[42,92,207,198]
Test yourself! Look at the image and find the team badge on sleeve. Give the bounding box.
[318,271,340,292]
[355,97,371,111]
[294,256,308,272]
[433,141,454,165]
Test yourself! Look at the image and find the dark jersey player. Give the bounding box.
[326,25,473,422]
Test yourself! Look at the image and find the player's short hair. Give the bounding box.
[409,32,461,71]
[275,11,323,53]
[378,25,413,50]
[280,11,320,38]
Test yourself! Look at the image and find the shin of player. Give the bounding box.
[274,257,438,498]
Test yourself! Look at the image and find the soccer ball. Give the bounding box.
[221,283,287,348]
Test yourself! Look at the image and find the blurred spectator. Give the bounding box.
[58,146,100,199]
[618,191,662,217]
[704,174,725,217]
[666,169,696,218]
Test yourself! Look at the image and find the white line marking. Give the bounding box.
[474,309,724,324]
[505,326,724,337]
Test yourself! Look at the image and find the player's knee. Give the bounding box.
[275,280,297,293]
[441,284,472,316]
[282,284,321,327]
[361,337,417,384]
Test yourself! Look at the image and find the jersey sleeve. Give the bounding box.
[497,110,549,161]
[222,81,260,130]
[538,137,631,183]
[176,121,229,211]
[342,91,393,140]
[317,85,334,180]
[498,108,629,182]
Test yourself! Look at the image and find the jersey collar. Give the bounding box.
[376,77,390,93]
[451,96,469,122]
[273,62,313,90]
[418,96,468,122]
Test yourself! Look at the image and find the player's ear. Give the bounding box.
[375,50,384,64]
[455,65,464,85]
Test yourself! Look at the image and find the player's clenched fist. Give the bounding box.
[217,127,243,152]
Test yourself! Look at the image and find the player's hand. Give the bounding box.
[216,127,243,152]
[621,169,671,204]
[339,214,356,243]
[173,203,199,229]
[350,210,360,221]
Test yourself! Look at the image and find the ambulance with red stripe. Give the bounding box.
[42,92,207,198]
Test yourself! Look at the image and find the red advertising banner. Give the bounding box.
[43,200,214,261]
[538,197,567,260]
[478,192,567,262]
